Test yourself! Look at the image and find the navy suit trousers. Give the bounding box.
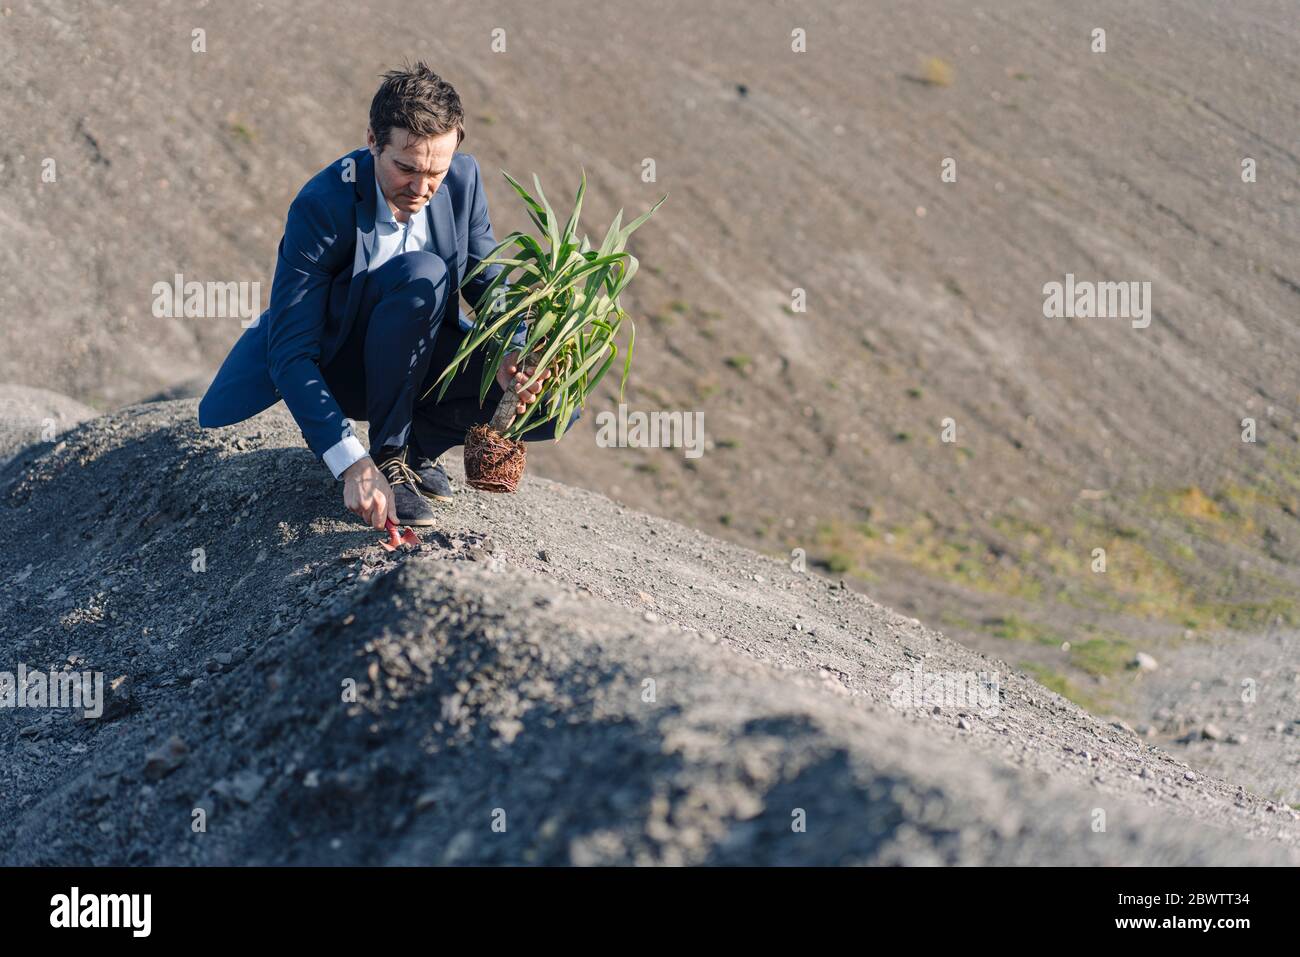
[322,249,576,465]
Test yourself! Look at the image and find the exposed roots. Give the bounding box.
[464,423,526,493]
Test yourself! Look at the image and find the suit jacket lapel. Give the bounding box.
[342,148,376,331]
[427,185,456,276]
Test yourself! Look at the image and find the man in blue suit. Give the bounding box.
[198,62,571,529]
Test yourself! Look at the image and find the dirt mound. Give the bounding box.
[0,384,97,468]
[5,0,1298,706]
[1,400,1296,864]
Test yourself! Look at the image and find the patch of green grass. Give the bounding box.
[812,467,1300,637]
[1018,662,1105,712]
[820,553,853,574]
[1069,636,1135,677]
[982,614,1061,646]
[724,355,752,374]
[1205,596,1300,630]
[938,612,974,630]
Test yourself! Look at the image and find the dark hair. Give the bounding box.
[369,60,464,152]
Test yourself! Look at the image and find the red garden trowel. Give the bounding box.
[380,517,421,551]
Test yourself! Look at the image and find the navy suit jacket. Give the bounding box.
[197,146,522,464]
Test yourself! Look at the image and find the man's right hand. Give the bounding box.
[342,456,398,530]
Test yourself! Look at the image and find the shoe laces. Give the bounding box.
[378,449,420,488]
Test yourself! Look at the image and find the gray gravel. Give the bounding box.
[1,399,1297,864]
[0,384,96,469]
[1130,627,1300,808]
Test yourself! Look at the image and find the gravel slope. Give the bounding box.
[4,0,1298,706]
[0,384,96,468]
[1130,627,1300,808]
[1,399,1296,865]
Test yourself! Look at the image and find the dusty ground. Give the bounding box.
[1,1,1296,700]
[1130,626,1300,807]
[0,384,95,467]
[0,1,1296,863]
[0,400,1297,865]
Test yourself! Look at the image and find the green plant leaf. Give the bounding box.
[424,170,664,441]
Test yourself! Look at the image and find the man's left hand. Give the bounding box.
[496,351,553,415]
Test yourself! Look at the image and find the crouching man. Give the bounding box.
[198,61,574,528]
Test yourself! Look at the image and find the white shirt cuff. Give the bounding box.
[322,434,369,480]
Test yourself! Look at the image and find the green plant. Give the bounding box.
[419,169,665,489]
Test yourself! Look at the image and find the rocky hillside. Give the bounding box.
[0,401,1296,864]
[1,0,1296,706]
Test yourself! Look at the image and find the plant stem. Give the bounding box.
[490,390,517,433]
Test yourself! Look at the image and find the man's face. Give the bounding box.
[367,126,459,214]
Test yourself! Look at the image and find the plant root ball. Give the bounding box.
[463,423,526,493]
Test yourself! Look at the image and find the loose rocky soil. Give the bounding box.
[1,400,1296,864]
